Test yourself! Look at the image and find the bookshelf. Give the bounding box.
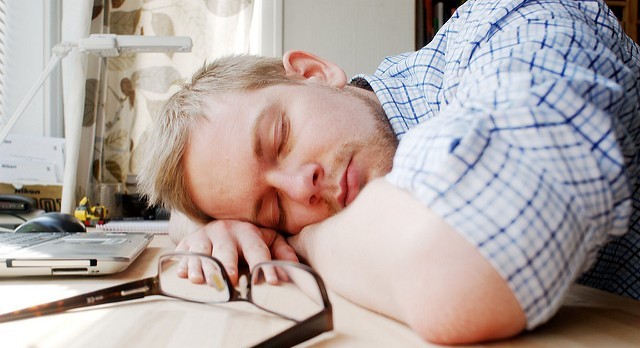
[417,0,466,48]
[605,0,638,42]
[417,0,639,48]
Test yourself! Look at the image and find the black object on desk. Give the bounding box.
[120,193,170,220]
[0,195,36,214]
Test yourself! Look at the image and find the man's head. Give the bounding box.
[138,51,398,233]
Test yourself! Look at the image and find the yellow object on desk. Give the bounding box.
[74,196,109,227]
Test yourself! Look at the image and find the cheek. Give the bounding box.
[297,118,354,150]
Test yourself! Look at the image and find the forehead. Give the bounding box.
[183,91,263,221]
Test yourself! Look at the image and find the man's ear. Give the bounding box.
[283,50,348,88]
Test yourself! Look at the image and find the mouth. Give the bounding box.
[337,160,349,208]
[337,156,359,208]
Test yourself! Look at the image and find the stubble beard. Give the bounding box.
[320,86,399,216]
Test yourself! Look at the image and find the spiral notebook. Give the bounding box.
[95,220,169,234]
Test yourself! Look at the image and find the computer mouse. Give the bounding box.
[14,212,87,233]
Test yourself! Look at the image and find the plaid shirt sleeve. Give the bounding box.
[359,0,640,329]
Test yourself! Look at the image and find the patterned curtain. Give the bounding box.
[77,0,254,203]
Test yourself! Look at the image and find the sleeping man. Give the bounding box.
[137,0,640,344]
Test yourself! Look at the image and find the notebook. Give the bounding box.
[0,231,153,277]
[95,220,169,234]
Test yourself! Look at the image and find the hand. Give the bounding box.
[174,220,299,285]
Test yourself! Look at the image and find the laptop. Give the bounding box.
[0,231,153,277]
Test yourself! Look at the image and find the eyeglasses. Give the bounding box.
[0,252,333,347]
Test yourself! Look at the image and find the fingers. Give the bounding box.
[208,230,239,285]
[236,227,274,272]
[175,230,213,282]
[175,232,207,280]
[271,233,300,263]
[173,254,225,289]
[201,256,226,290]
[252,230,299,285]
[171,219,302,287]
[175,231,213,255]
[176,223,239,284]
[187,255,205,284]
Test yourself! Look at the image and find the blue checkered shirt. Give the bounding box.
[356,0,640,329]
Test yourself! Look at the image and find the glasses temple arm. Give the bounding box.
[251,307,333,348]
[0,277,159,323]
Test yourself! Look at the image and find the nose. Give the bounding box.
[266,162,324,205]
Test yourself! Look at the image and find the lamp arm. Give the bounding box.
[0,42,75,145]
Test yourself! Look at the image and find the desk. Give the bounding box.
[0,235,638,347]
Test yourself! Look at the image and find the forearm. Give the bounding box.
[289,179,525,344]
[290,180,431,317]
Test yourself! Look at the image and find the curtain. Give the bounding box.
[77,0,254,210]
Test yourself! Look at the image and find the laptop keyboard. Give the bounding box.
[0,233,69,254]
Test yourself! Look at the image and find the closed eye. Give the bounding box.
[275,190,285,228]
[277,113,289,155]
[268,190,285,230]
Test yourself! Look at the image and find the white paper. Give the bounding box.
[0,134,65,184]
[0,158,59,184]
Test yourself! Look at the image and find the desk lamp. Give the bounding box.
[0,34,192,213]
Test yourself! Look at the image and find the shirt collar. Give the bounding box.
[351,73,437,140]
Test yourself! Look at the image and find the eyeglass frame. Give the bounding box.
[0,252,334,348]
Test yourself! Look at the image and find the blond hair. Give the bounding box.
[137,55,301,223]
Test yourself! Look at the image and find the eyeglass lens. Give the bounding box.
[159,253,230,302]
[158,254,326,321]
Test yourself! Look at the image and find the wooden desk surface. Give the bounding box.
[0,235,638,347]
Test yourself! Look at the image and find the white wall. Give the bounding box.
[257,0,415,78]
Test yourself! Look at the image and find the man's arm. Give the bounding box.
[288,178,525,344]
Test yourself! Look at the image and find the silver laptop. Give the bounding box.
[0,232,153,276]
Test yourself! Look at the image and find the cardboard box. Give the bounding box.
[0,183,63,212]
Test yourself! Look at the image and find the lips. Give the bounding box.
[337,159,349,208]
[337,157,359,208]
[344,158,360,207]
